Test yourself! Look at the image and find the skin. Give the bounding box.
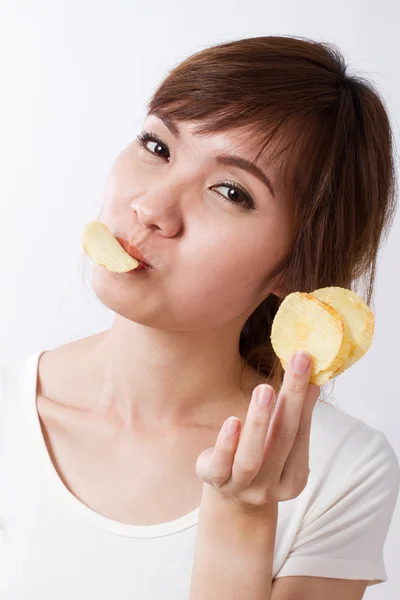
[86,112,295,435]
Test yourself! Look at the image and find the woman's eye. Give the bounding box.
[137,132,170,159]
[212,183,255,210]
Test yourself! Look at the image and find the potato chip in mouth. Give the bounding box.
[81,221,140,273]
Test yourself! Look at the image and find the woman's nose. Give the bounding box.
[130,195,182,237]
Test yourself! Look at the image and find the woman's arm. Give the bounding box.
[189,351,320,598]
[190,484,278,599]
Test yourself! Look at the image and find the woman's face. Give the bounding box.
[93,113,294,330]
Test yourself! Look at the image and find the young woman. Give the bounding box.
[0,35,399,599]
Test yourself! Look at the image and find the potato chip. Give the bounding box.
[271,287,374,385]
[271,292,350,385]
[81,221,139,273]
[311,287,374,378]
[280,353,347,386]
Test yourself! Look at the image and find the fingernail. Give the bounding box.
[224,416,239,435]
[293,351,310,374]
[256,385,273,408]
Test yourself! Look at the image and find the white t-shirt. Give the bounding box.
[0,349,399,599]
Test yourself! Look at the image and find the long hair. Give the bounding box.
[88,35,398,401]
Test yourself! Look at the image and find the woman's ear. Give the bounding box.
[264,271,285,299]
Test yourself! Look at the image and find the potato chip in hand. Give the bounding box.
[271,287,374,385]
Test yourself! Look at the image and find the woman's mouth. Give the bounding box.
[130,261,150,271]
[114,236,152,269]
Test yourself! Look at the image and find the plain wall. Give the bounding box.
[0,1,399,597]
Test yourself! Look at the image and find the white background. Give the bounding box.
[0,1,399,597]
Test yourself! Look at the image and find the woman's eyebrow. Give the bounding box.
[213,154,275,199]
[148,110,276,198]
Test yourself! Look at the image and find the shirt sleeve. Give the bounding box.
[274,430,400,587]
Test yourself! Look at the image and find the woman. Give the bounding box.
[0,35,399,599]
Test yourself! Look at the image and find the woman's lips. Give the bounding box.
[132,261,148,271]
[114,236,151,267]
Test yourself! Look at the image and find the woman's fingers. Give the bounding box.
[196,350,321,505]
[256,351,314,480]
[277,382,320,498]
[231,385,275,486]
[196,417,241,486]
[196,385,276,489]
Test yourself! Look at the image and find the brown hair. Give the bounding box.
[90,35,398,402]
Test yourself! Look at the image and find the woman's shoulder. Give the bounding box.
[37,333,104,411]
[311,399,399,482]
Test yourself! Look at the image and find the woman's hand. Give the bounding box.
[195,350,320,511]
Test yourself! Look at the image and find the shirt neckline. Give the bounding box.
[22,348,200,538]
